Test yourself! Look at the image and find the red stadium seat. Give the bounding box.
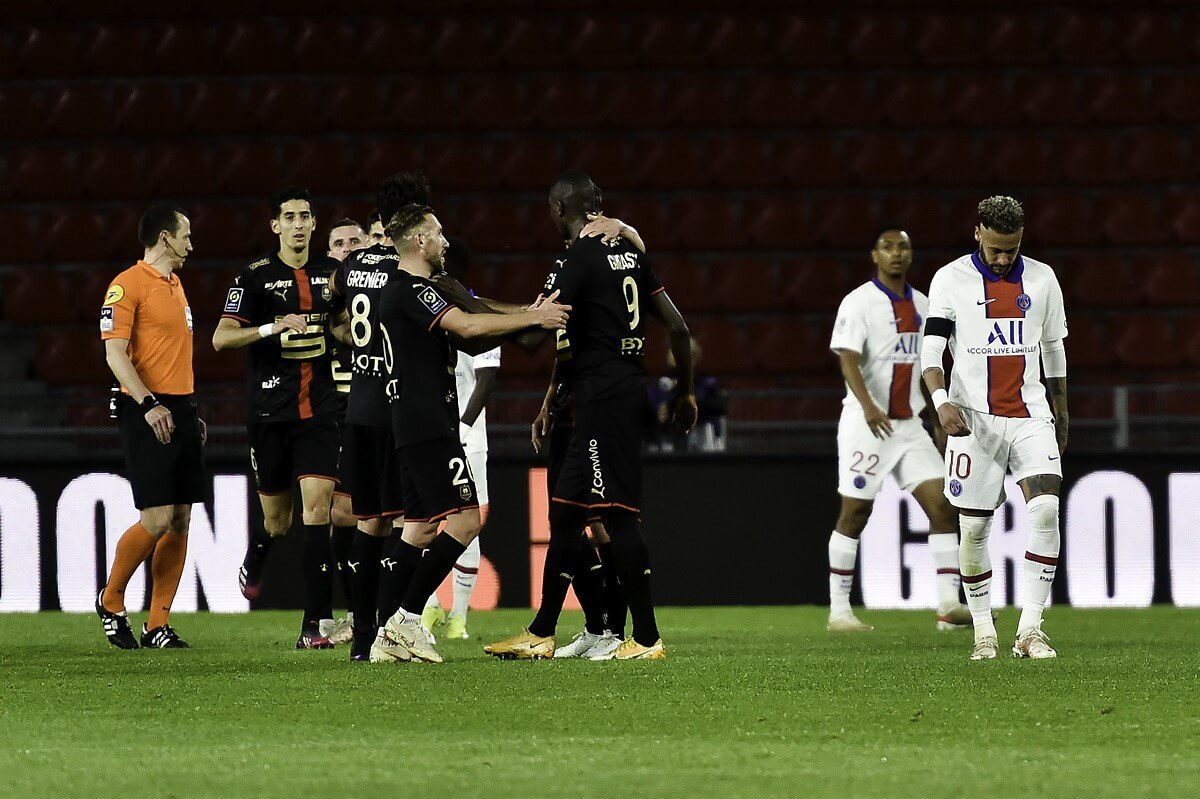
[15,25,84,78]
[916,133,985,187]
[453,200,533,253]
[1051,12,1120,65]
[981,13,1051,64]
[983,132,1057,186]
[742,74,811,128]
[212,141,284,198]
[776,14,842,66]
[354,138,425,195]
[3,270,71,324]
[778,135,844,187]
[666,197,745,252]
[879,195,955,249]
[809,75,878,126]
[604,196,669,251]
[597,76,672,128]
[1114,316,1185,369]
[560,136,638,191]
[950,74,1014,123]
[1157,72,1200,123]
[1029,194,1092,247]
[635,16,707,68]
[10,147,76,203]
[432,18,502,69]
[1086,74,1155,124]
[1166,195,1200,244]
[1126,130,1195,182]
[425,137,498,192]
[1020,74,1086,125]
[877,75,949,126]
[497,17,568,69]
[324,83,392,134]
[818,195,880,249]
[638,135,708,190]
[278,141,355,196]
[145,142,217,199]
[779,257,852,312]
[44,85,117,137]
[566,16,638,68]
[843,13,915,66]
[287,20,357,73]
[652,256,709,313]
[1143,254,1200,308]
[846,135,917,186]
[114,83,187,136]
[745,196,815,249]
[705,15,777,67]
[914,13,978,66]
[192,326,245,383]
[253,80,325,134]
[1181,317,1200,366]
[690,317,748,374]
[83,24,146,77]
[0,85,47,139]
[184,82,254,135]
[707,135,780,189]
[464,76,538,131]
[1064,316,1113,371]
[1062,254,1143,308]
[187,204,260,259]
[80,145,149,202]
[359,19,428,72]
[705,258,781,312]
[36,329,112,386]
[749,318,828,374]
[1121,12,1193,63]
[391,78,466,131]
[668,74,743,129]
[217,20,287,74]
[1058,133,1126,185]
[150,23,218,75]
[1101,194,1168,246]
[0,210,39,264]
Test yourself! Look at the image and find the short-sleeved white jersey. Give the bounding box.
[456,345,500,452]
[830,279,929,419]
[925,252,1067,419]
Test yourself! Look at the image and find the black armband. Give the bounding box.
[923,317,954,339]
[140,394,161,412]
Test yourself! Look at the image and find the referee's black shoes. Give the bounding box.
[141,623,190,649]
[95,589,139,649]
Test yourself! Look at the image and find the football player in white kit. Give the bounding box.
[828,227,972,633]
[422,238,498,641]
[921,196,1069,662]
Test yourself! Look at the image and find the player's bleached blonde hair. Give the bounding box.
[978,195,1025,234]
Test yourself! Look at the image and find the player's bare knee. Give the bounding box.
[443,511,481,545]
[170,504,192,535]
[835,498,873,538]
[402,521,437,548]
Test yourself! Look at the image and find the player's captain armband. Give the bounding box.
[103,285,124,305]
[100,306,114,333]
[224,287,244,313]
[1041,338,1067,378]
[920,331,948,375]
[923,316,953,339]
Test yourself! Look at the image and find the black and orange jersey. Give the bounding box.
[338,244,400,428]
[221,252,345,422]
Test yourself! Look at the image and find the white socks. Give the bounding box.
[927,532,962,611]
[451,536,481,619]
[828,531,859,616]
[1018,495,1060,635]
[958,514,997,640]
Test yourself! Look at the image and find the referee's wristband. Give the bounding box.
[930,388,950,410]
[140,394,160,412]
[257,323,276,339]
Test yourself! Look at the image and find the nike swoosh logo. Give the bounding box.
[976,299,997,305]
[1042,568,1055,575]
[1049,456,1059,460]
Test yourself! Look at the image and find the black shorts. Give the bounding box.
[118,394,206,511]
[399,438,480,524]
[551,383,644,517]
[248,416,339,495]
[340,423,406,519]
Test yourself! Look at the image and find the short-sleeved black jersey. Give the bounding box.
[221,252,345,422]
[542,237,664,403]
[379,273,459,448]
[338,244,400,427]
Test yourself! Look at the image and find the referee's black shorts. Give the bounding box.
[118,394,206,510]
[339,423,406,519]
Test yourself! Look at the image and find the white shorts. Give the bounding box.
[837,411,943,500]
[943,408,1061,510]
[465,449,489,506]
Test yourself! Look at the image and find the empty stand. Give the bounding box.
[1114,317,1184,370]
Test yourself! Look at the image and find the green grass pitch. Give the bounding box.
[3,607,1198,798]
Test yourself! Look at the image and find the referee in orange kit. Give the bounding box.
[95,205,205,649]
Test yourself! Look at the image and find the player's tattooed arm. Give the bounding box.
[1046,376,1069,455]
[835,348,893,439]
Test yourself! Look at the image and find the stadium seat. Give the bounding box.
[464,76,537,131]
[704,258,780,312]
[1167,195,1200,244]
[150,23,218,75]
[1156,73,1200,123]
[10,147,75,203]
[915,133,984,187]
[1121,12,1193,63]
[707,135,780,189]
[0,210,39,264]
[560,136,638,191]
[1101,194,1168,246]
[253,80,325,134]
[652,256,709,312]
[778,135,844,186]
[454,200,533,253]
[818,194,880,249]
[15,25,84,78]
[877,75,948,126]
[360,19,428,72]
[635,16,707,68]
[1143,254,1200,308]
[1114,316,1184,369]
[1086,74,1155,124]
[145,142,216,199]
[212,141,284,198]
[1020,73,1086,125]
[187,204,259,259]
[391,77,467,130]
[217,20,286,74]
[1058,133,1126,185]
[3,270,69,324]
[1051,12,1119,65]
[278,141,354,196]
[950,74,1014,123]
[597,75,673,128]
[497,17,568,69]
[566,15,638,68]
[354,138,425,195]
[604,196,669,251]
[809,75,878,126]
[1029,194,1091,246]
[425,137,498,192]
[83,24,146,77]
[79,145,148,202]
[184,82,255,135]
[324,83,392,134]
[705,15,777,67]
[779,257,853,312]
[193,328,245,383]
[742,74,811,128]
[879,195,955,248]
[114,83,187,136]
[776,13,843,66]
[914,13,978,65]
[1126,130,1195,182]
[667,196,745,251]
[690,317,747,374]
[748,318,828,374]
[431,18,501,69]
[842,13,914,66]
[1181,317,1200,366]
[287,20,357,73]
[745,196,815,249]
[1064,316,1113,370]
[0,85,47,139]
[668,74,743,129]
[638,135,709,190]
[36,329,112,386]
[1061,254,1143,308]
[983,132,1058,186]
[44,85,117,137]
[981,13,1051,64]
[846,135,917,186]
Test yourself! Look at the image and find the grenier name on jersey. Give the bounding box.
[338,244,399,427]
[221,252,345,422]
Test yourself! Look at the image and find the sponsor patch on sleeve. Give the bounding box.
[224,287,244,313]
[100,306,114,333]
[418,286,448,315]
[103,285,124,305]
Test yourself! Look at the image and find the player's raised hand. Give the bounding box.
[273,314,309,335]
[581,213,646,253]
[530,290,570,329]
[863,403,894,439]
[531,405,552,453]
[937,403,971,437]
[430,272,472,307]
[672,392,699,435]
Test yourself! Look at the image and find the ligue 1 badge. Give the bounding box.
[1016,293,1032,311]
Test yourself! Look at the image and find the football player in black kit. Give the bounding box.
[213,186,351,649]
[486,171,696,660]
[367,203,571,664]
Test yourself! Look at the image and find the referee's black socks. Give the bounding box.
[400,533,467,616]
[605,515,660,647]
[301,523,334,628]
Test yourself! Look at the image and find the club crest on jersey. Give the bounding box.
[224,287,244,312]
[100,306,114,332]
[321,285,332,301]
[419,286,447,315]
[853,475,867,489]
[1016,293,1032,311]
[459,484,473,501]
[949,479,963,497]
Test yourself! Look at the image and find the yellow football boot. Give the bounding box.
[483,629,555,659]
[613,637,667,660]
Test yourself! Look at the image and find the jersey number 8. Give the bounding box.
[350,294,372,347]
